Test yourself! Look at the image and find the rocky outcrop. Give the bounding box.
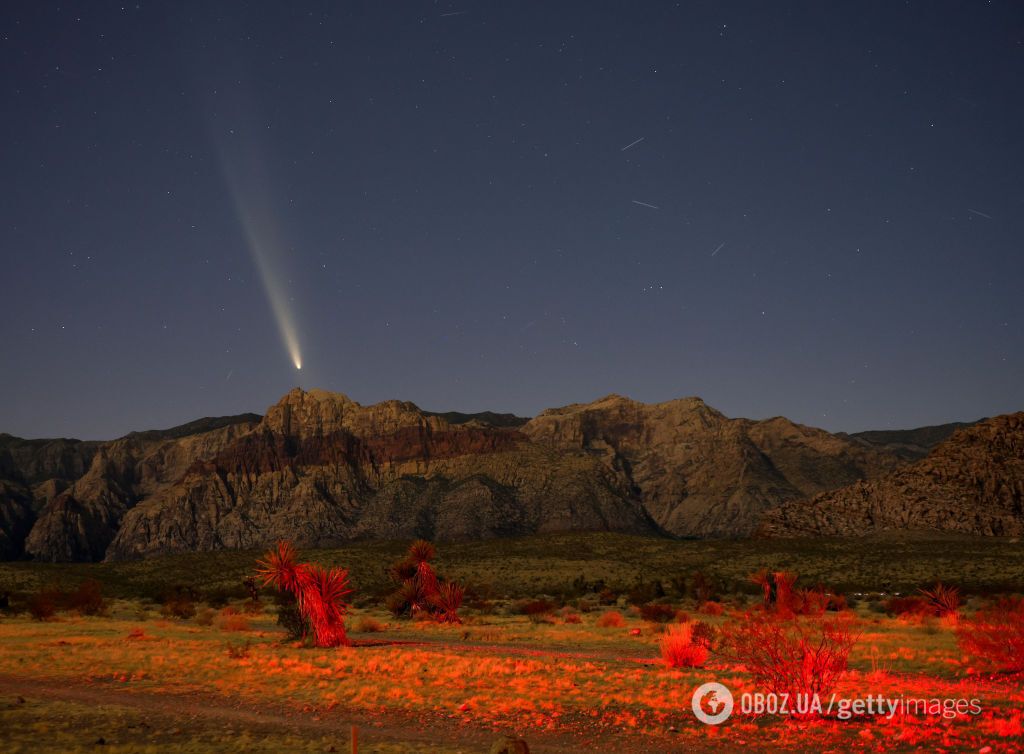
[0,434,100,487]
[17,416,259,562]
[760,413,1024,537]
[522,395,901,537]
[107,389,654,559]
[0,434,103,558]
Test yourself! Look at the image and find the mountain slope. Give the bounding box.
[107,389,654,559]
[522,395,902,537]
[760,413,1024,537]
[839,420,980,461]
[0,415,259,561]
[9,389,989,562]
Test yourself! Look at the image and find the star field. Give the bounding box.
[1,1,1022,439]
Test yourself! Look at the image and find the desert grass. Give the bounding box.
[0,599,1022,752]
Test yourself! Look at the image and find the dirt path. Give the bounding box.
[0,674,695,753]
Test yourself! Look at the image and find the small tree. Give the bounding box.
[257,541,353,647]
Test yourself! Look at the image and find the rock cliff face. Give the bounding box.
[760,413,1024,537]
[0,434,102,558]
[521,395,901,537]
[0,417,259,561]
[107,389,654,559]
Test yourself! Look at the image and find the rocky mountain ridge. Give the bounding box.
[1,388,1013,562]
[760,413,1024,537]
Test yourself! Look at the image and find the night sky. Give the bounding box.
[2,2,1022,440]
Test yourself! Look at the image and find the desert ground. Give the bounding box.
[1,533,1022,753]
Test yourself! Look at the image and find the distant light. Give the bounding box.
[295,360,302,370]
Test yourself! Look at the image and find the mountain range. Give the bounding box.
[0,388,1018,562]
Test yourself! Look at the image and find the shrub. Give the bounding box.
[195,608,216,627]
[691,571,716,603]
[161,586,198,620]
[660,623,709,668]
[520,599,556,623]
[674,610,691,623]
[640,602,677,623]
[596,610,626,628]
[562,612,582,624]
[597,588,618,606]
[749,570,842,616]
[699,601,725,616]
[885,595,931,619]
[956,597,1024,672]
[826,593,848,612]
[69,579,105,616]
[720,613,857,711]
[161,595,196,620]
[27,590,57,621]
[690,620,717,650]
[627,579,663,606]
[217,611,251,632]
[277,603,308,641]
[353,616,386,633]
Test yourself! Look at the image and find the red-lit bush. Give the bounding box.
[257,541,352,648]
[720,613,857,709]
[749,569,835,616]
[521,599,556,623]
[596,610,626,628]
[885,595,932,618]
[660,623,709,668]
[956,597,1024,672]
[640,602,677,623]
[27,589,57,621]
[689,620,717,650]
[69,579,105,616]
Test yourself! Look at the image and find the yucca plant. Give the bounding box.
[256,541,353,647]
[919,582,961,618]
[384,539,462,623]
[430,581,465,624]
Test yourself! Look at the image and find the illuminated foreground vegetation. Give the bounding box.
[0,533,1022,752]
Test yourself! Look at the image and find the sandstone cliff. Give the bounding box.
[760,413,1024,536]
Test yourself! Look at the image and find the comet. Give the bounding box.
[213,97,303,372]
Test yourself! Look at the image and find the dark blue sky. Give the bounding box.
[2,1,1022,440]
